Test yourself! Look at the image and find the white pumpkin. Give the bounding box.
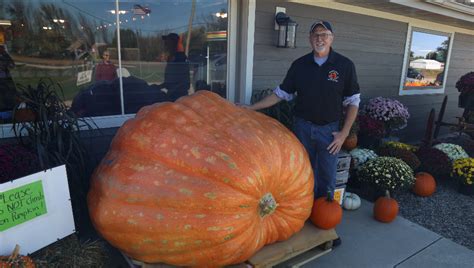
[343,192,361,210]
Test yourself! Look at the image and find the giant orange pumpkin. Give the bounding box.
[412,172,436,197]
[87,91,314,267]
[309,192,343,230]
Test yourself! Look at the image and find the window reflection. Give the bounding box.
[0,0,228,122]
[403,30,450,89]
[118,1,228,114]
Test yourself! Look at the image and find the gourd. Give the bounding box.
[342,192,361,210]
[87,91,314,267]
[412,172,436,197]
[373,190,398,223]
[310,191,343,230]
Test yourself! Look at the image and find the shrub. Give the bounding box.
[0,143,39,184]
[251,89,295,129]
[378,146,420,171]
[363,97,410,131]
[416,146,452,179]
[349,148,378,169]
[455,72,474,95]
[383,141,418,153]
[451,158,474,186]
[358,114,385,139]
[357,157,415,191]
[433,143,469,162]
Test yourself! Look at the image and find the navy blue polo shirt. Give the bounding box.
[279,49,360,125]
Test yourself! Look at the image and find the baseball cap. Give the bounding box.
[162,33,179,41]
[310,20,333,33]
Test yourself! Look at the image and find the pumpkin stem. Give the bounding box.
[259,193,278,217]
[385,190,391,199]
[326,191,333,202]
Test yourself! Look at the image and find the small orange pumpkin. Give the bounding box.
[13,109,36,122]
[342,134,358,150]
[373,190,398,223]
[310,191,343,230]
[0,245,35,268]
[412,172,436,197]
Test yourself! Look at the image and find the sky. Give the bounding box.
[7,0,228,36]
[411,31,449,58]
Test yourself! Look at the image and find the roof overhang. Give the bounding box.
[289,0,474,31]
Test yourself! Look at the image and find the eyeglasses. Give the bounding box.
[103,54,110,57]
[310,33,332,40]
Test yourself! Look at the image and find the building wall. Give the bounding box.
[253,0,471,141]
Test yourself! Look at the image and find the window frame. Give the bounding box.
[1,0,236,138]
[399,25,455,96]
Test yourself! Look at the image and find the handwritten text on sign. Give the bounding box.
[0,181,47,231]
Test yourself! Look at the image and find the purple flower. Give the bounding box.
[363,97,410,131]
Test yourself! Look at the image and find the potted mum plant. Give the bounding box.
[357,156,415,201]
[433,143,469,163]
[451,158,474,196]
[416,146,452,181]
[363,97,410,138]
[456,72,474,110]
[357,114,385,149]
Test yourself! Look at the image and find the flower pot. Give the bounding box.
[357,182,385,202]
[459,94,474,110]
[458,183,474,196]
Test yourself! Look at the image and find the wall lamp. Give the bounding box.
[275,12,298,48]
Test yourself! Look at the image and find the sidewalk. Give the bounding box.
[304,199,474,268]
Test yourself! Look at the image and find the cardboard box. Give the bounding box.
[337,151,351,171]
[336,170,349,185]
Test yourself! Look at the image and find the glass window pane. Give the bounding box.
[403,30,450,90]
[118,0,228,114]
[0,0,122,122]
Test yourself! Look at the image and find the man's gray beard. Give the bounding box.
[314,46,325,52]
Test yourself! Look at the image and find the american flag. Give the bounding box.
[133,4,151,15]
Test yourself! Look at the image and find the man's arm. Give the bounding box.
[246,93,282,110]
[327,104,358,154]
[340,105,358,137]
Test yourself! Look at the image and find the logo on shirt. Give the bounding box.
[328,70,339,82]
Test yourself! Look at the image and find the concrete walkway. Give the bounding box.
[305,199,474,268]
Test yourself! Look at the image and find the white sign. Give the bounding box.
[76,70,92,86]
[0,165,75,255]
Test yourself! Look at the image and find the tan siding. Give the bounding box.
[253,0,474,141]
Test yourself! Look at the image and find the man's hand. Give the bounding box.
[327,130,349,155]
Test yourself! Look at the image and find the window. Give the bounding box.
[0,0,229,126]
[399,26,453,95]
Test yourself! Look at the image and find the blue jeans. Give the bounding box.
[293,117,339,198]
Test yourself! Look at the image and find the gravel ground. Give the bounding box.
[393,180,474,250]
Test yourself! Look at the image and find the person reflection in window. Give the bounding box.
[0,44,16,117]
[95,50,117,81]
[156,33,190,101]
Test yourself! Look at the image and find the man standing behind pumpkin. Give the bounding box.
[246,21,360,205]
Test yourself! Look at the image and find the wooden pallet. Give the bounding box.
[123,222,338,268]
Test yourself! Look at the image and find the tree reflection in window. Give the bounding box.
[403,29,451,89]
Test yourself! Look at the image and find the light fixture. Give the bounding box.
[275,12,298,48]
[109,10,127,15]
[215,12,227,18]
